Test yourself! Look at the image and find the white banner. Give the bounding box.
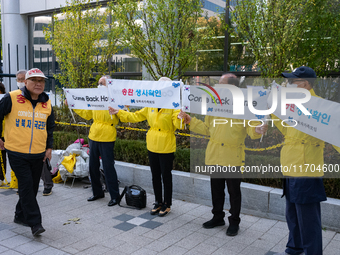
[64,87,109,110]
[107,79,181,110]
[182,85,270,120]
[271,84,340,147]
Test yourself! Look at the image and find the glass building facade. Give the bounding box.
[26,0,259,88]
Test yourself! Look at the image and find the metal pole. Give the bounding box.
[8,44,11,91]
[25,46,27,70]
[47,48,50,76]
[47,48,50,91]
[223,0,230,72]
[32,46,35,68]
[0,44,2,82]
[108,12,112,74]
[16,45,19,71]
[40,47,42,70]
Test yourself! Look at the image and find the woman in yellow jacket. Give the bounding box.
[66,76,120,206]
[109,77,184,216]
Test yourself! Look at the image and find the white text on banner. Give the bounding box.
[107,79,181,110]
[64,87,109,110]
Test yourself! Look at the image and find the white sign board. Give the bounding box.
[64,87,109,110]
[107,79,181,110]
[271,84,340,147]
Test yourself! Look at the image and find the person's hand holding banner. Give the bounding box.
[108,107,119,115]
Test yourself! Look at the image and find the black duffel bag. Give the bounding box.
[119,185,147,209]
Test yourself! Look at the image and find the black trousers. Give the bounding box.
[211,170,242,226]
[148,151,174,206]
[89,139,119,200]
[0,150,6,181]
[7,151,44,227]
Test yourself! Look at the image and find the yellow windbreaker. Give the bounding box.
[190,116,261,166]
[117,108,183,153]
[273,89,324,177]
[74,109,119,142]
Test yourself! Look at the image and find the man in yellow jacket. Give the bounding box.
[109,77,184,216]
[275,66,327,255]
[0,68,54,236]
[179,74,267,236]
[67,76,120,206]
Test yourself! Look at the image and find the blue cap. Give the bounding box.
[282,66,317,79]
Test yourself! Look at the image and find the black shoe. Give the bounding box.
[87,194,104,201]
[43,188,52,196]
[158,204,171,217]
[203,218,225,229]
[226,225,239,236]
[31,224,45,236]
[14,217,29,227]
[150,203,162,215]
[108,199,118,206]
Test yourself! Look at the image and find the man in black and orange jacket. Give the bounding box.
[0,68,54,236]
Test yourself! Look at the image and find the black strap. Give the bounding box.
[118,186,128,206]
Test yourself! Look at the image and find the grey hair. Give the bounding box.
[16,69,27,77]
[102,75,111,79]
[158,77,172,82]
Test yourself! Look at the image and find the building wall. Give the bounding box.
[1,0,29,92]
[19,0,99,14]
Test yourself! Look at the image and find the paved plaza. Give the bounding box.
[1,177,340,255]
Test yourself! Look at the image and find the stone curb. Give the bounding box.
[115,160,340,232]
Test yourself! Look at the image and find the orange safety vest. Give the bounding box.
[4,90,52,154]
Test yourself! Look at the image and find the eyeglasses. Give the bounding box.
[16,78,25,82]
[28,78,45,83]
[288,78,305,84]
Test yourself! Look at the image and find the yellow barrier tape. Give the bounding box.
[55,122,282,151]
[245,143,283,151]
[55,121,91,128]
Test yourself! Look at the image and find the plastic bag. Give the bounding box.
[61,154,76,173]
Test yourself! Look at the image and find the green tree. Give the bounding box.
[193,16,224,72]
[109,0,210,80]
[290,0,340,76]
[230,0,340,78]
[193,15,256,72]
[44,0,120,88]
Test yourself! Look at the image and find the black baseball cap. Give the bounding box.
[282,66,317,79]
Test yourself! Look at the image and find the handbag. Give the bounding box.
[119,185,147,209]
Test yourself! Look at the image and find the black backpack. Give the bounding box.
[119,185,147,209]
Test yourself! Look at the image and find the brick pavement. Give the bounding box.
[1,179,339,255]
